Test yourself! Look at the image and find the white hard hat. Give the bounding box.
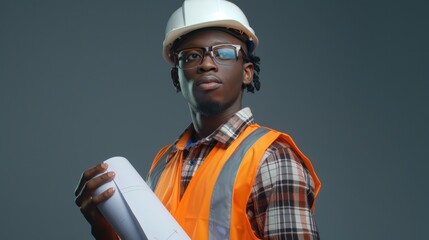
[162,0,259,64]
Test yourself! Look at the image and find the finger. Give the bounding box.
[85,171,116,193]
[74,171,115,207]
[79,188,115,223]
[92,187,116,204]
[74,163,108,196]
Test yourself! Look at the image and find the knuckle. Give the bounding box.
[86,180,96,191]
[101,172,111,180]
[91,196,99,204]
[82,171,91,181]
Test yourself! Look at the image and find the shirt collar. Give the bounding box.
[212,107,254,146]
[174,107,255,150]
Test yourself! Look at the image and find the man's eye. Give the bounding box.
[185,52,202,62]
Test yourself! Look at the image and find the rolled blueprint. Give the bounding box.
[93,156,190,240]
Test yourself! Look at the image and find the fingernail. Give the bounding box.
[101,163,108,169]
[108,187,116,194]
[108,171,115,177]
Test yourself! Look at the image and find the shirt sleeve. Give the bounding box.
[246,139,320,239]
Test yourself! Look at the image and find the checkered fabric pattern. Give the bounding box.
[167,108,319,239]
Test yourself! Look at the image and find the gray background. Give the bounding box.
[1,0,427,239]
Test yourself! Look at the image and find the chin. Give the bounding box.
[195,101,223,116]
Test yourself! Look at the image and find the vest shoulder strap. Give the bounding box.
[209,127,271,239]
[147,144,174,191]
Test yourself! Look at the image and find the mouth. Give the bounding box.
[195,76,222,90]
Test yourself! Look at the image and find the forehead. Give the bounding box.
[176,29,245,50]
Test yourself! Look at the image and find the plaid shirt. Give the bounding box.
[171,108,319,239]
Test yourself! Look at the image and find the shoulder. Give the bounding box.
[249,134,319,239]
[255,135,316,193]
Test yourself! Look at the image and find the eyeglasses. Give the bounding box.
[174,44,245,70]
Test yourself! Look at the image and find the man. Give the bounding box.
[74,0,321,239]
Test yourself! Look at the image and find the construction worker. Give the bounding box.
[74,0,321,239]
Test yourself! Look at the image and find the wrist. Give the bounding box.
[91,223,118,240]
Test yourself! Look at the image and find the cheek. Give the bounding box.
[178,72,195,98]
[223,67,245,88]
[178,71,190,88]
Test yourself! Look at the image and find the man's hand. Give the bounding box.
[74,163,118,240]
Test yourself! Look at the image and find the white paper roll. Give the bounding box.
[93,156,190,240]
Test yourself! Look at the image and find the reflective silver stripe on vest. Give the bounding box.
[147,128,270,239]
[147,145,174,191]
[209,127,270,240]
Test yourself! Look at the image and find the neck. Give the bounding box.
[189,106,241,140]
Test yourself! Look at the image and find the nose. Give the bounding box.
[197,52,218,72]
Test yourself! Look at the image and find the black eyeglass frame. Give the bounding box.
[173,44,246,70]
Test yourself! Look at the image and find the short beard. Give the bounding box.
[194,101,223,116]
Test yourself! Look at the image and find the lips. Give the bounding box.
[195,76,222,90]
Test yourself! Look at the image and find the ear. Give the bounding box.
[242,62,254,86]
[170,67,181,92]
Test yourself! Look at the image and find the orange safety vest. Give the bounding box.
[147,124,321,240]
